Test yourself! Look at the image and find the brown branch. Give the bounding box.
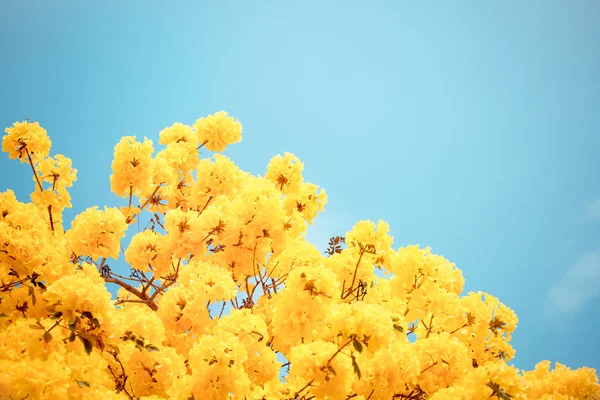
[115,299,150,306]
[108,351,135,399]
[147,279,176,304]
[127,184,162,224]
[147,258,182,303]
[348,247,365,292]
[198,196,212,215]
[25,147,43,192]
[218,301,227,318]
[327,338,353,367]
[47,206,54,232]
[424,314,435,338]
[244,276,254,308]
[450,323,469,335]
[108,271,145,283]
[420,361,438,374]
[24,148,55,232]
[342,246,366,300]
[294,379,314,399]
[197,139,208,150]
[265,261,280,282]
[104,276,157,311]
[141,276,156,295]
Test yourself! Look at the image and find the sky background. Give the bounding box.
[1,1,599,373]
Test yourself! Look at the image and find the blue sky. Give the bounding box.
[1,1,599,373]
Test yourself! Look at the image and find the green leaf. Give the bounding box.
[145,345,160,352]
[352,339,363,353]
[51,311,63,320]
[79,336,93,355]
[69,332,76,342]
[0,314,8,318]
[352,357,361,380]
[29,324,44,330]
[76,380,90,388]
[43,331,52,343]
[393,324,404,333]
[92,318,100,329]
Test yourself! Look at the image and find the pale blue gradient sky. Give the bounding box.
[1,1,599,373]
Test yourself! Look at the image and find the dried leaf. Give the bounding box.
[352,356,361,380]
[28,286,36,306]
[303,280,316,292]
[43,331,52,343]
[145,345,160,352]
[76,380,90,388]
[95,337,105,352]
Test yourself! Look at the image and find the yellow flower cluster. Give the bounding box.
[66,206,127,260]
[1,114,598,400]
[2,120,51,163]
[30,154,78,213]
[194,111,242,153]
[3,122,77,233]
[110,136,154,199]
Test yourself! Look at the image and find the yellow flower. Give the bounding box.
[194,111,242,152]
[66,206,127,260]
[110,136,154,199]
[125,230,164,273]
[190,154,248,210]
[265,152,304,195]
[2,120,51,163]
[43,262,114,321]
[282,182,327,224]
[159,122,197,147]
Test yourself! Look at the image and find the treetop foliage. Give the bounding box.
[1,113,598,399]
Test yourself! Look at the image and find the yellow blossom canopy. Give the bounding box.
[0,113,598,400]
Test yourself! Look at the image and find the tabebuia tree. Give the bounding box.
[0,113,598,400]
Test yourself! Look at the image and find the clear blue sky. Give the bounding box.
[1,1,599,373]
